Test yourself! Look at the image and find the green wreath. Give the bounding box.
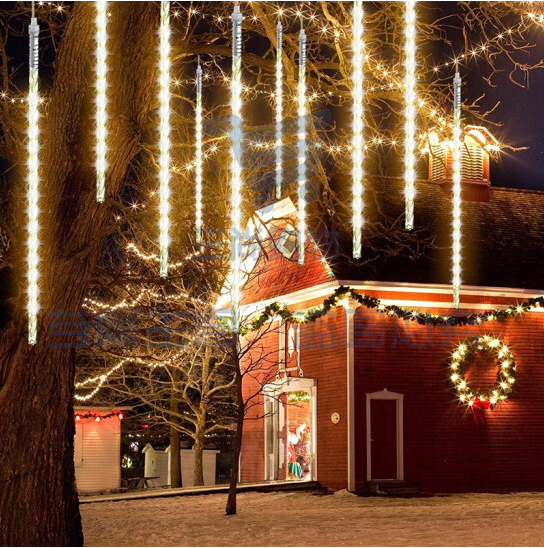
[449,335,516,408]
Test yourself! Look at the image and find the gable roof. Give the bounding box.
[330,178,544,292]
[232,178,544,306]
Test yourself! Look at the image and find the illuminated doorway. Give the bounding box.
[264,378,316,482]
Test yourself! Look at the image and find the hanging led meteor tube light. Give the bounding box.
[27,5,40,345]
[297,26,307,265]
[351,0,364,259]
[95,0,108,203]
[158,0,171,278]
[230,4,243,332]
[275,20,283,200]
[404,0,416,231]
[195,58,203,245]
[452,71,462,309]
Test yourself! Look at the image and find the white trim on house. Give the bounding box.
[222,280,544,321]
[340,298,360,492]
[366,389,404,482]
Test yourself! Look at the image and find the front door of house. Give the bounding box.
[370,399,398,480]
[264,379,316,482]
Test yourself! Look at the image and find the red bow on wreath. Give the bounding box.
[472,397,491,424]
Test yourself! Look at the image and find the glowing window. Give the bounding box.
[277,224,297,259]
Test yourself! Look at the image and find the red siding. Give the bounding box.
[242,223,334,305]
[240,307,349,490]
[354,303,544,493]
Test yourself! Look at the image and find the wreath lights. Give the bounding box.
[449,335,516,408]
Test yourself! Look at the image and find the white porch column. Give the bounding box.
[341,298,360,492]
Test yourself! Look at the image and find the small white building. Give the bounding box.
[143,444,220,487]
[74,408,125,494]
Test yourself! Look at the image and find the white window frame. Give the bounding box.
[277,223,297,259]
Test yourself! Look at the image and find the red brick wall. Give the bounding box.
[354,301,544,493]
[240,307,349,490]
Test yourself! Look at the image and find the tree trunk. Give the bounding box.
[0,4,158,545]
[225,333,244,516]
[193,429,205,487]
[169,369,182,488]
[169,426,182,488]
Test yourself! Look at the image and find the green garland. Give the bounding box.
[287,391,311,403]
[241,285,544,335]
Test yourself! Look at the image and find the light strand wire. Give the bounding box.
[351,0,364,258]
[27,3,40,345]
[158,0,171,278]
[297,25,307,265]
[404,0,417,230]
[230,4,243,332]
[452,71,462,308]
[95,0,108,202]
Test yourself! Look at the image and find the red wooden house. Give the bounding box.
[218,129,544,494]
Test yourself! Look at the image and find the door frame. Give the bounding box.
[366,389,404,481]
[263,377,317,482]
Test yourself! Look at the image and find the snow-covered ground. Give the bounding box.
[81,489,544,546]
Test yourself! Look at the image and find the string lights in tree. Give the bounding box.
[297,24,307,265]
[27,4,40,345]
[275,19,283,200]
[351,0,364,259]
[230,3,243,332]
[158,0,171,278]
[95,0,108,203]
[404,0,417,231]
[195,57,203,245]
[452,71,462,308]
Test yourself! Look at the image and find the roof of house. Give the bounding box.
[329,178,544,291]
[238,178,544,305]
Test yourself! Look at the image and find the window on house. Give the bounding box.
[277,224,297,259]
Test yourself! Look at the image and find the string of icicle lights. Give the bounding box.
[158,0,171,278]
[95,0,108,203]
[297,25,307,266]
[351,0,364,259]
[230,4,243,332]
[452,71,462,308]
[275,20,283,200]
[404,0,416,231]
[195,58,203,245]
[27,6,40,345]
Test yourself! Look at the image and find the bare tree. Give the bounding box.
[76,243,236,488]
[0,1,542,542]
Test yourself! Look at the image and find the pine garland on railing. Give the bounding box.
[241,286,544,335]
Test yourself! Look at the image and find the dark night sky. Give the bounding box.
[485,67,544,191]
[431,3,544,191]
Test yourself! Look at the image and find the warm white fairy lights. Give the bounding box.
[230,4,243,332]
[27,10,40,346]
[404,0,416,231]
[158,0,171,278]
[195,58,203,245]
[452,71,462,309]
[275,20,283,200]
[449,335,516,407]
[297,26,307,265]
[351,0,364,259]
[95,0,108,203]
